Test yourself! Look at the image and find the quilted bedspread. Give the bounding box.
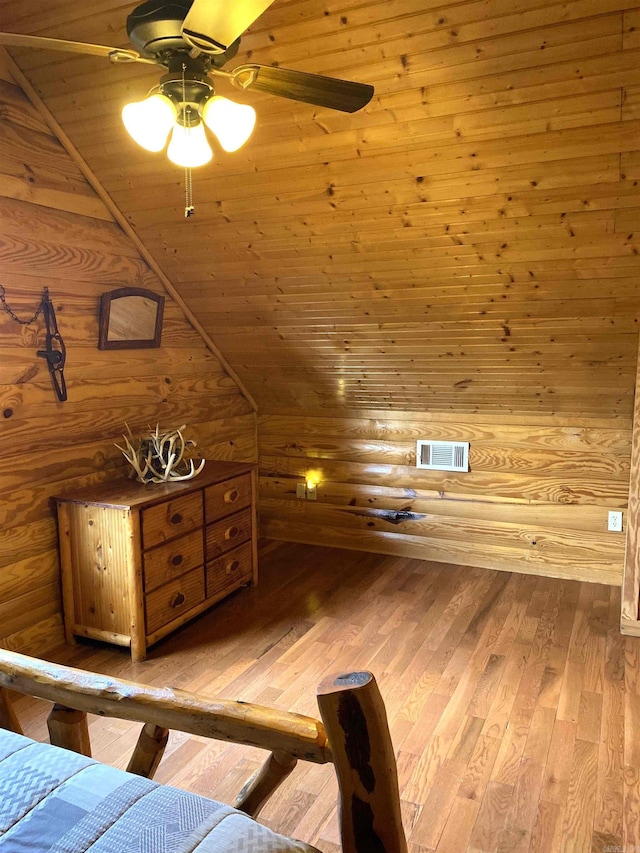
[0,729,320,853]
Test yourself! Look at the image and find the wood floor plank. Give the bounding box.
[560,738,599,852]
[468,780,514,853]
[577,690,603,744]
[413,754,468,847]
[594,589,626,847]
[528,799,563,853]
[6,542,640,852]
[481,641,529,740]
[540,718,578,806]
[436,795,485,853]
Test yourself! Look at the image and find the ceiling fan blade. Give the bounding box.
[0,32,146,63]
[181,0,275,53]
[233,64,374,113]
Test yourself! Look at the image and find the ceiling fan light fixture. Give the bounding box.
[201,95,256,152]
[167,119,213,168]
[122,92,177,152]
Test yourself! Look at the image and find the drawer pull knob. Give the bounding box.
[227,559,240,573]
[170,512,183,525]
[224,488,240,504]
[225,525,239,540]
[171,592,186,608]
[171,554,183,567]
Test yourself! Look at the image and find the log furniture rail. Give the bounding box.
[0,649,407,853]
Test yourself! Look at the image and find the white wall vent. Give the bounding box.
[416,440,469,472]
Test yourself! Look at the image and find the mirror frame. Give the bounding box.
[98,287,165,350]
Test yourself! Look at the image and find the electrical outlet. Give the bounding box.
[296,483,306,499]
[608,510,623,533]
[307,482,317,501]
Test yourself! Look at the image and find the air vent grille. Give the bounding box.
[416,440,469,472]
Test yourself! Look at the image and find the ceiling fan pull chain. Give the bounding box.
[185,166,194,218]
[180,62,195,218]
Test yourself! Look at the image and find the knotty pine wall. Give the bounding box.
[0,57,257,654]
[4,0,640,600]
[259,411,630,586]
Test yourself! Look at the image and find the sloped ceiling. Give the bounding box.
[3,0,640,418]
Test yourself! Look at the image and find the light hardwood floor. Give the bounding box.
[11,542,636,852]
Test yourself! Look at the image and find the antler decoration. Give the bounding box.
[116,423,205,484]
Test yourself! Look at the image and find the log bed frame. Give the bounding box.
[0,649,407,853]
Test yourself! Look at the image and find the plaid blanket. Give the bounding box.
[0,729,319,853]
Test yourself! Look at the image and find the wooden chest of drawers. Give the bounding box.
[55,461,257,661]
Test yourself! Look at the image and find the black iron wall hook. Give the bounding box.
[36,288,67,402]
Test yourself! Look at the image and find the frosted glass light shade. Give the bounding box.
[167,121,213,168]
[202,96,256,152]
[122,93,176,152]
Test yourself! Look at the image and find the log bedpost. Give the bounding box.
[316,671,407,853]
[126,723,170,778]
[47,704,91,756]
[0,687,23,735]
[235,750,298,817]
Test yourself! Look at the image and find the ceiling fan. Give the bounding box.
[0,0,374,169]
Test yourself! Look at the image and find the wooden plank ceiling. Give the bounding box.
[3,0,640,418]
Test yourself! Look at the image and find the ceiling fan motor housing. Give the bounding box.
[127,0,192,56]
[126,0,239,65]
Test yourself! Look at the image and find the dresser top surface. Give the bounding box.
[55,460,254,510]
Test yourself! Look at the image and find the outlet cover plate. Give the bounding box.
[296,483,306,499]
[608,510,623,532]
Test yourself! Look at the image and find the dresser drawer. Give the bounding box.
[205,508,252,559]
[143,529,204,593]
[205,474,252,522]
[145,567,205,635]
[141,492,203,549]
[206,541,253,598]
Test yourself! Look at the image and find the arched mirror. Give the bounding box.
[98,287,165,349]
